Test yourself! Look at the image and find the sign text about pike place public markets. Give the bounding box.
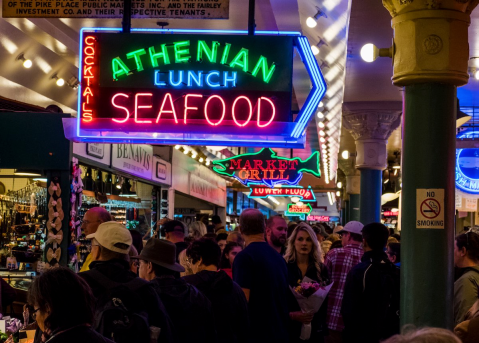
[2,0,229,18]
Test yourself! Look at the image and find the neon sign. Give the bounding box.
[286,203,313,216]
[383,211,399,217]
[212,148,320,188]
[249,186,316,202]
[306,215,330,222]
[62,28,326,148]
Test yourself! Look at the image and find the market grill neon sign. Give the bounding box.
[212,148,320,188]
[66,28,326,148]
[249,186,316,201]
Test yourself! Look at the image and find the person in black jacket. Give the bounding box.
[183,238,250,343]
[284,223,330,343]
[79,221,174,343]
[135,238,217,343]
[27,267,113,343]
[341,222,400,343]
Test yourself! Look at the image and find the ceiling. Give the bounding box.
[1,0,477,202]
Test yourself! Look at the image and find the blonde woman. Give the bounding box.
[284,222,330,343]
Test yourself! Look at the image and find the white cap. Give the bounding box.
[338,221,364,235]
[86,221,132,254]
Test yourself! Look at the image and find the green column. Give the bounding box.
[401,83,456,328]
[359,169,382,225]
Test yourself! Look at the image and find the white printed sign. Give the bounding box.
[112,144,153,180]
[416,189,444,229]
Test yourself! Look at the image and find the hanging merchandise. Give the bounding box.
[45,181,63,268]
[69,157,84,271]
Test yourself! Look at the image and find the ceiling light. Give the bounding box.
[475,70,479,80]
[291,196,301,203]
[14,169,41,176]
[311,38,328,56]
[183,149,189,155]
[318,122,325,128]
[319,130,325,136]
[360,43,393,63]
[52,74,64,86]
[341,150,349,159]
[321,144,327,150]
[311,45,320,55]
[175,145,181,150]
[320,137,326,143]
[33,178,47,182]
[336,191,340,197]
[17,53,32,69]
[297,202,304,206]
[384,179,389,184]
[206,160,211,166]
[192,152,198,158]
[394,169,398,176]
[268,196,280,205]
[67,76,80,89]
[337,182,342,188]
[306,7,327,28]
[317,112,324,119]
[199,157,204,163]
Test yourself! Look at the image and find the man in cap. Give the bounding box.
[79,222,174,343]
[80,207,113,272]
[341,223,399,342]
[323,221,364,343]
[135,238,217,343]
[163,220,188,262]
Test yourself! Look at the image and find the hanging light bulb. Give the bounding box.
[311,45,320,55]
[318,122,325,128]
[305,7,327,28]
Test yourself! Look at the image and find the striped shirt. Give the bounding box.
[324,244,363,331]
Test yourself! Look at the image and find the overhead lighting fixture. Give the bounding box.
[297,201,304,206]
[52,74,65,87]
[317,112,324,119]
[336,191,340,197]
[306,7,327,28]
[183,149,189,155]
[360,43,393,63]
[341,150,349,159]
[199,157,204,163]
[14,169,41,176]
[394,169,398,176]
[67,76,80,89]
[175,145,181,150]
[337,182,342,188]
[33,178,48,182]
[206,159,211,166]
[475,70,479,80]
[384,179,390,184]
[268,196,280,205]
[291,196,301,203]
[320,137,326,143]
[311,38,328,56]
[17,53,32,69]
[318,122,325,128]
[319,130,325,136]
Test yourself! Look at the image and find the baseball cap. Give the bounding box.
[163,220,186,234]
[337,221,364,235]
[86,221,132,254]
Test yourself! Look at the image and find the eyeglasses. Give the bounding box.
[32,307,40,320]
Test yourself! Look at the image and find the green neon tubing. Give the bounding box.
[252,55,276,83]
[229,48,249,72]
[149,44,170,67]
[112,57,131,80]
[197,40,219,63]
[174,41,191,63]
[220,43,231,65]
[126,49,147,72]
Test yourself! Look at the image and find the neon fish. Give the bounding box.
[212,148,321,188]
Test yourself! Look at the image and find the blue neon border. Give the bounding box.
[77,28,325,144]
[455,130,479,194]
[247,185,316,201]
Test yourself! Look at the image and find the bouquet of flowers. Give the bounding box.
[290,276,333,340]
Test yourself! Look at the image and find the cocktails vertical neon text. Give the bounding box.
[82,35,96,122]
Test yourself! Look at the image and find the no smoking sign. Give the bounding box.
[416,189,444,229]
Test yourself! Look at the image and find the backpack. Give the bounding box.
[362,259,400,340]
[89,269,151,343]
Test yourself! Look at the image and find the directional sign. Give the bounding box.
[416,189,444,229]
[62,28,326,148]
[249,186,316,201]
[286,203,313,216]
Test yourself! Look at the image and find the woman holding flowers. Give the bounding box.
[284,222,330,343]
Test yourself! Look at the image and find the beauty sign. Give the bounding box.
[212,148,320,187]
[249,186,316,202]
[63,28,326,148]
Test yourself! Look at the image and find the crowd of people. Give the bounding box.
[2,206,478,342]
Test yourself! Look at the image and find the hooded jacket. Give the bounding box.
[150,276,217,343]
[183,270,250,343]
[79,259,174,343]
